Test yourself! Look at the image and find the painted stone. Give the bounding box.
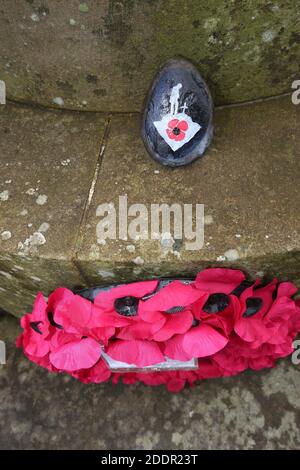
[141,58,213,167]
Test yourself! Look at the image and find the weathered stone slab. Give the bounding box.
[0,1,299,111]
[0,253,85,316]
[77,96,300,285]
[0,103,108,315]
[1,314,300,449]
[1,96,299,317]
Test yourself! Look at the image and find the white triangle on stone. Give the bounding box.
[154,112,201,152]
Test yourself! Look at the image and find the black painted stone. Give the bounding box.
[141,58,213,167]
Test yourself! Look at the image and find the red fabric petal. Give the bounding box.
[151,310,194,341]
[21,293,49,338]
[90,326,115,344]
[23,332,50,358]
[182,324,228,359]
[196,358,223,379]
[163,335,193,361]
[166,129,175,140]
[234,317,271,343]
[107,340,165,367]
[54,294,95,335]
[49,330,79,351]
[121,373,138,385]
[117,317,165,340]
[50,337,101,371]
[72,359,111,384]
[94,281,158,312]
[140,281,206,316]
[47,287,74,313]
[192,294,238,336]
[177,120,188,131]
[166,378,186,392]
[168,119,179,129]
[195,268,245,294]
[205,294,239,335]
[137,308,166,324]
[267,323,289,345]
[249,356,275,371]
[266,296,296,323]
[31,292,48,323]
[92,306,134,328]
[173,131,185,141]
[189,294,210,320]
[137,371,167,387]
[213,346,248,374]
[21,315,50,357]
[251,280,277,317]
[277,281,298,298]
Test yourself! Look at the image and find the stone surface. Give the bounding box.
[0,103,108,315]
[0,1,299,111]
[77,95,300,286]
[0,96,299,317]
[1,314,300,449]
[142,59,213,166]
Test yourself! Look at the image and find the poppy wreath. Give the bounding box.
[16,268,300,392]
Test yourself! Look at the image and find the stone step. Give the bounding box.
[0,95,299,316]
[0,1,298,111]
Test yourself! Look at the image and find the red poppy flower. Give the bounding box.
[162,285,240,360]
[138,281,205,341]
[166,119,188,141]
[195,268,246,294]
[19,293,50,358]
[93,281,159,327]
[234,279,279,346]
[93,280,167,340]
[49,288,97,335]
[47,287,115,345]
[19,316,50,358]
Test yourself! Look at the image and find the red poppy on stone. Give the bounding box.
[166,119,188,141]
